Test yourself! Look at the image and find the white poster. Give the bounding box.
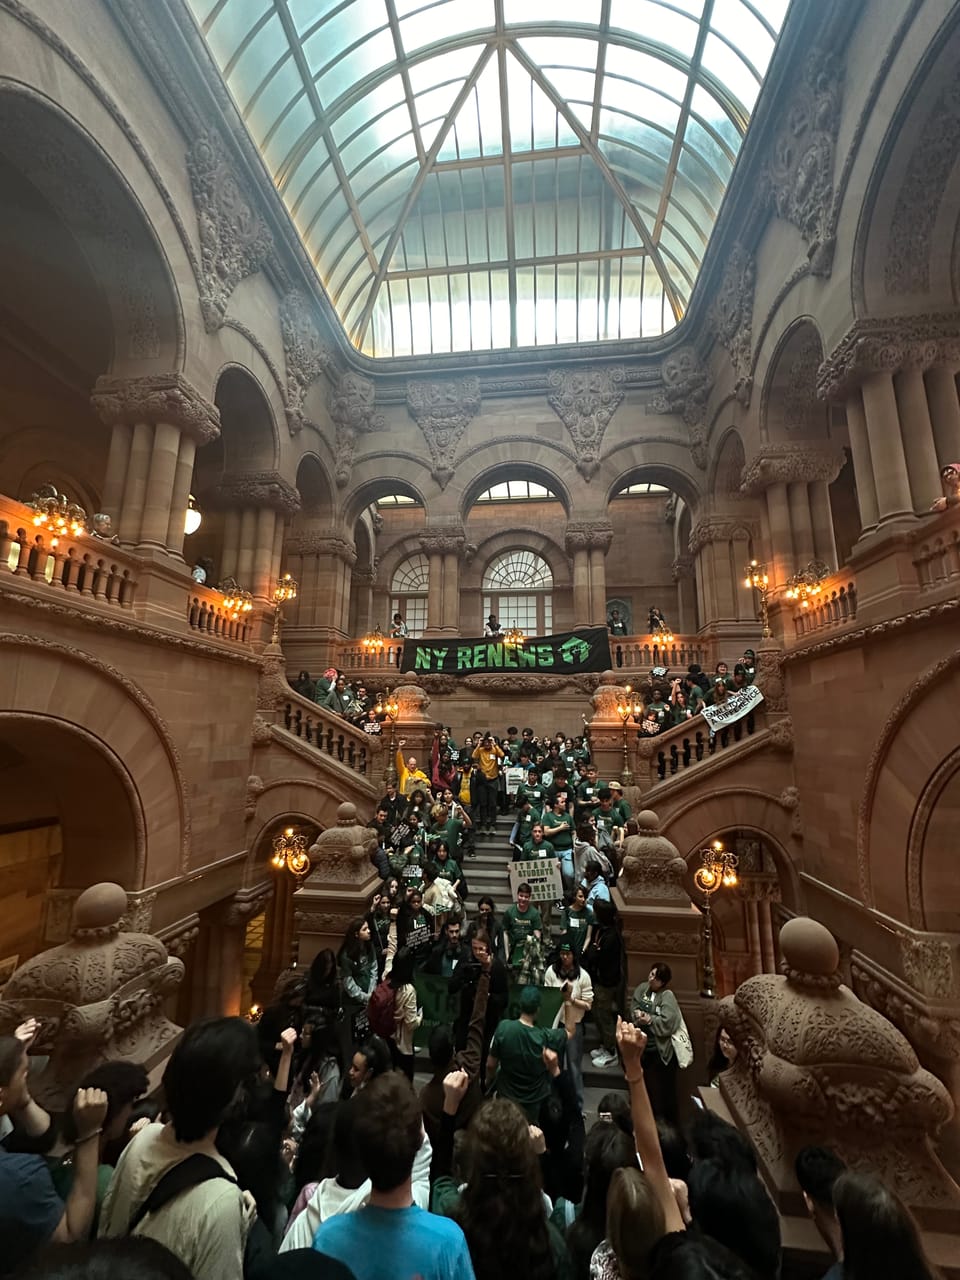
[508,857,564,904]
[700,684,764,734]
[504,765,526,797]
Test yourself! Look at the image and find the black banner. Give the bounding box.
[400,627,611,676]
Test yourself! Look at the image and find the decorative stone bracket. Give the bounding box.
[91,373,221,446]
[329,371,384,488]
[740,443,845,494]
[816,314,960,401]
[406,377,481,489]
[547,366,624,480]
[646,347,712,470]
[279,289,334,435]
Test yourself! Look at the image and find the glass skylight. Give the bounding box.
[186,0,789,358]
[614,481,670,495]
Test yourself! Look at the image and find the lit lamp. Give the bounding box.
[375,688,401,786]
[219,576,253,620]
[615,684,643,786]
[743,558,772,638]
[26,485,88,539]
[784,559,830,608]
[184,494,202,536]
[503,622,526,648]
[271,571,298,646]
[271,825,310,879]
[693,839,739,999]
[361,624,386,655]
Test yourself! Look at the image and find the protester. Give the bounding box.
[543,943,593,1109]
[385,947,422,1080]
[338,920,377,1046]
[503,883,543,974]
[583,900,623,1070]
[471,732,505,835]
[630,963,682,1123]
[486,986,570,1124]
[833,1170,942,1280]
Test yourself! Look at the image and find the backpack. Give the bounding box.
[128,1153,235,1234]
[367,979,397,1038]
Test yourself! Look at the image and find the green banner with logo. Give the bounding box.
[413,970,565,1048]
[400,628,611,676]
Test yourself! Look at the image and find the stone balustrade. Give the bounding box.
[334,639,407,673]
[280,687,375,778]
[0,495,138,609]
[186,583,254,643]
[913,522,960,593]
[635,702,767,788]
[787,571,859,640]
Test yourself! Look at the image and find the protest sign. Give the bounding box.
[700,684,764,734]
[402,628,611,676]
[507,857,563,904]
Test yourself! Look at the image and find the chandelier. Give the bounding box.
[503,622,526,647]
[361,623,385,653]
[219,577,253,620]
[693,839,739,1000]
[784,560,830,608]
[271,826,310,878]
[26,485,88,539]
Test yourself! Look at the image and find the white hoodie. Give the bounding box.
[278,1127,433,1253]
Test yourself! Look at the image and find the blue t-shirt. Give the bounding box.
[0,1149,63,1275]
[313,1204,475,1280]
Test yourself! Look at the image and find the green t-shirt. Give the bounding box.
[576,780,601,806]
[503,902,542,964]
[437,858,462,886]
[490,1018,568,1118]
[515,810,538,844]
[430,817,465,853]
[522,837,555,859]
[559,904,595,956]
[516,783,546,814]
[543,813,574,851]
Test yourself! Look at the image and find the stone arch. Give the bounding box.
[458,461,573,522]
[247,777,371,875]
[0,85,182,372]
[604,458,702,513]
[341,473,429,530]
[0,635,189,888]
[295,453,337,521]
[759,319,828,444]
[1,432,102,517]
[709,429,747,499]
[462,529,572,591]
[859,649,960,926]
[658,787,803,916]
[214,365,280,474]
[853,7,960,314]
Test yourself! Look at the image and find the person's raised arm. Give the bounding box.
[616,1017,684,1234]
[435,1069,470,1183]
[273,1026,298,1096]
[459,969,491,1079]
[52,1087,109,1243]
[7,1020,52,1138]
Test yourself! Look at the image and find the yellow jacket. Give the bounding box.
[397,749,431,796]
[471,743,505,780]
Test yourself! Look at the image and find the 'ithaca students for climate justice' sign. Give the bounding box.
[400,627,611,676]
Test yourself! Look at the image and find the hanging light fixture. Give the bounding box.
[361,623,386,654]
[503,621,526,647]
[219,576,254,620]
[784,560,830,608]
[271,826,310,879]
[184,494,202,536]
[26,485,88,539]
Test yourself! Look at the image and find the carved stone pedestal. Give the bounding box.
[294,802,379,966]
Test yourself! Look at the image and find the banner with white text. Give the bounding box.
[700,683,764,734]
[400,628,611,676]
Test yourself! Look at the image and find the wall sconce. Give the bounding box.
[184,494,202,536]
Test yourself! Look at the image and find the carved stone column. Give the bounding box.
[565,520,613,628]
[787,482,816,567]
[740,446,844,584]
[212,473,301,599]
[671,555,696,633]
[418,527,464,636]
[895,364,944,511]
[91,374,220,555]
[861,371,914,523]
[351,568,376,637]
[808,480,838,569]
[925,363,960,468]
[843,389,879,532]
[688,516,757,625]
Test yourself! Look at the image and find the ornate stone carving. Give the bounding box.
[120,891,157,935]
[719,918,960,1226]
[0,883,184,1108]
[258,649,291,713]
[547,367,625,479]
[160,917,201,960]
[329,371,384,488]
[245,774,265,821]
[186,130,273,331]
[783,335,826,433]
[563,519,615,556]
[212,470,301,515]
[850,952,960,1062]
[406,377,481,488]
[418,526,467,557]
[646,347,713,469]
[776,786,803,838]
[303,803,378,885]
[687,517,755,556]
[816,314,960,401]
[755,642,788,714]
[295,911,356,935]
[621,930,701,956]
[740,443,844,494]
[252,717,272,747]
[284,530,356,563]
[885,65,960,296]
[671,555,694,582]
[620,810,689,902]
[709,243,755,405]
[768,716,794,753]
[91,373,220,445]
[899,933,959,1002]
[279,290,334,435]
[762,51,843,274]
[222,883,274,927]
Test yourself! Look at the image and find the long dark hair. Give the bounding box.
[834,1171,942,1280]
[551,950,581,980]
[567,1121,637,1279]
[388,946,416,990]
[339,917,373,964]
[456,1099,557,1280]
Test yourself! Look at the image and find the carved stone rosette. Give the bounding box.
[406,377,481,488]
[646,347,712,469]
[761,50,843,275]
[186,131,274,332]
[279,290,333,434]
[709,243,755,405]
[547,366,625,480]
[329,371,384,487]
[91,373,221,445]
[211,470,301,516]
[563,519,615,557]
[740,444,844,494]
[816,314,960,400]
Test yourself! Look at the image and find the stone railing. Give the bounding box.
[279,686,377,778]
[787,572,858,640]
[636,702,767,787]
[186,583,254,644]
[0,497,138,610]
[608,634,709,672]
[913,518,960,593]
[335,640,407,673]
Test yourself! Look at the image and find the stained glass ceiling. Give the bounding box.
[185,0,790,358]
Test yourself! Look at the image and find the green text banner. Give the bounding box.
[400,628,611,676]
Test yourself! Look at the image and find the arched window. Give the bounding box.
[390,553,429,637]
[482,550,553,635]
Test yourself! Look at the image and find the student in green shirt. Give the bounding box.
[502,884,542,970]
[607,781,632,826]
[522,822,554,859]
[434,843,463,898]
[543,798,575,893]
[510,798,538,854]
[558,885,594,958]
[574,763,602,818]
[428,802,468,859]
[515,768,546,816]
[486,986,570,1122]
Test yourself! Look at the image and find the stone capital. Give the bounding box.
[407,377,481,489]
[91,373,221,445]
[286,530,357,565]
[671,555,695,582]
[688,516,756,555]
[211,470,301,516]
[817,314,960,400]
[740,444,845,493]
[221,883,273,928]
[564,519,615,555]
[418,524,467,557]
[547,366,624,480]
